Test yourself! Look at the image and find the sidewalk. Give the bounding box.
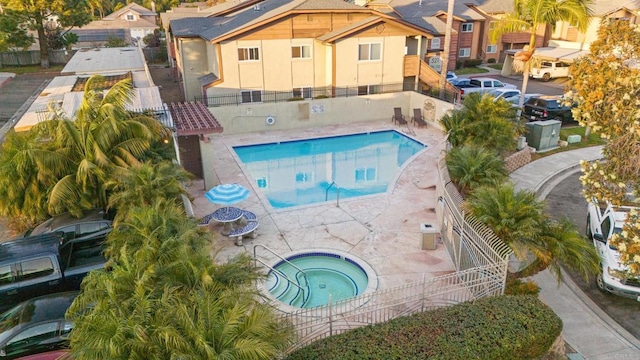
[510,146,640,359]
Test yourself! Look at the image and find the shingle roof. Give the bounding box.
[171,0,372,42]
[105,2,156,19]
[591,0,640,15]
[388,0,485,21]
[317,16,380,41]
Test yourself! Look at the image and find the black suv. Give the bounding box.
[0,291,78,359]
[26,209,113,243]
[522,95,577,124]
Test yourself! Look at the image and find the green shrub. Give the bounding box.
[487,58,497,63]
[285,295,561,360]
[456,60,464,70]
[505,278,540,295]
[464,59,483,67]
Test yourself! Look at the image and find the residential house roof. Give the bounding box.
[591,0,640,15]
[75,17,158,31]
[61,48,146,76]
[386,0,486,21]
[105,2,157,19]
[473,0,514,15]
[171,0,433,43]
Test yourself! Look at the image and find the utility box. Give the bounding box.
[525,120,561,152]
[420,223,438,250]
[567,134,582,144]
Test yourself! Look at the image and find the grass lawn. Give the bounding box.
[487,64,504,71]
[531,126,606,160]
[0,65,64,74]
[455,67,490,75]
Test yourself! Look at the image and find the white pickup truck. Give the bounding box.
[586,200,640,300]
[455,77,517,98]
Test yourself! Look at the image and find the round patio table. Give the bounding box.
[210,207,243,235]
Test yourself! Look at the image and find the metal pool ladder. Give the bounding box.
[253,244,311,307]
[325,181,340,207]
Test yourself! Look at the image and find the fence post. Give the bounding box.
[328,294,333,336]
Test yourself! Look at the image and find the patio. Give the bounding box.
[188,120,456,291]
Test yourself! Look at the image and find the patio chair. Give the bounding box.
[391,107,407,125]
[411,108,428,127]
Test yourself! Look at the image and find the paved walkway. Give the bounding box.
[510,146,640,360]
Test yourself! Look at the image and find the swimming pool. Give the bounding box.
[266,251,377,309]
[233,130,425,208]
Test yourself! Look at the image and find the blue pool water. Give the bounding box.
[267,252,370,308]
[233,130,425,208]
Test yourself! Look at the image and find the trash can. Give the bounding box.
[420,223,438,250]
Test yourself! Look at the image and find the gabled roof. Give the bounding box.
[105,2,156,19]
[591,0,640,16]
[77,17,158,30]
[386,0,486,21]
[473,0,514,15]
[171,0,433,43]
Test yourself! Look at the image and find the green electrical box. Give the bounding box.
[525,120,561,152]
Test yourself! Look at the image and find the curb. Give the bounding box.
[530,149,640,355]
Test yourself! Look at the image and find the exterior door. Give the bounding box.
[178,135,203,179]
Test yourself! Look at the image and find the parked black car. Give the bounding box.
[26,209,113,244]
[0,291,78,359]
[522,95,577,124]
[0,232,105,314]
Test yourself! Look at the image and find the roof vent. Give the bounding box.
[253,4,260,11]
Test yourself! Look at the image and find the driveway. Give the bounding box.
[0,73,56,127]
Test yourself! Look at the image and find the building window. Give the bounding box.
[358,43,381,61]
[430,37,441,50]
[488,21,496,30]
[238,47,260,61]
[355,167,376,182]
[293,87,312,99]
[126,14,135,21]
[357,85,381,95]
[486,45,497,53]
[295,172,313,183]
[461,23,473,32]
[292,45,311,59]
[459,48,471,57]
[240,90,262,103]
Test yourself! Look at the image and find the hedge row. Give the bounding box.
[285,295,562,360]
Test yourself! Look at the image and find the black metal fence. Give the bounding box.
[194,82,459,107]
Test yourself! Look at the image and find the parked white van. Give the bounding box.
[529,61,571,81]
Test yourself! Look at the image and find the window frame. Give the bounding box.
[238,47,260,62]
[358,43,382,61]
[486,44,497,54]
[292,87,312,99]
[240,90,262,104]
[291,45,312,59]
[461,23,473,32]
[125,14,135,21]
[458,48,471,57]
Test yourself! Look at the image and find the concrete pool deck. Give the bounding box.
[188,120,456,291]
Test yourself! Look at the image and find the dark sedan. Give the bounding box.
[0,292,77,360]
[522,95,577,124]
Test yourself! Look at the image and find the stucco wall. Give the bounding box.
[205,91,452,135]
[179,38,209,101]
[334,36,405,86]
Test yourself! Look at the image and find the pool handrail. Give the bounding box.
[325,181,340,207]
[254,244,311,306]
[254,257,307,306]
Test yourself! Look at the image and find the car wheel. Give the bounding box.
[596,273,611,294]
[542,73,551,81]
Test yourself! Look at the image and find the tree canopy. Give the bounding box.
[489,0,593,107]
[0,0,91,67]
[0,9,33,51]
[568,20,640,275]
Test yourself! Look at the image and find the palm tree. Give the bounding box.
[32,75,171,216]
[440,93,519,154]
[106,160,192,218]
[464,182,545,259]
[0,131,53,231]
[465,183,599,281]
[536,218,600,283]
[489,0,593,107]
[67,200,293,359]
[445,145,508,195]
